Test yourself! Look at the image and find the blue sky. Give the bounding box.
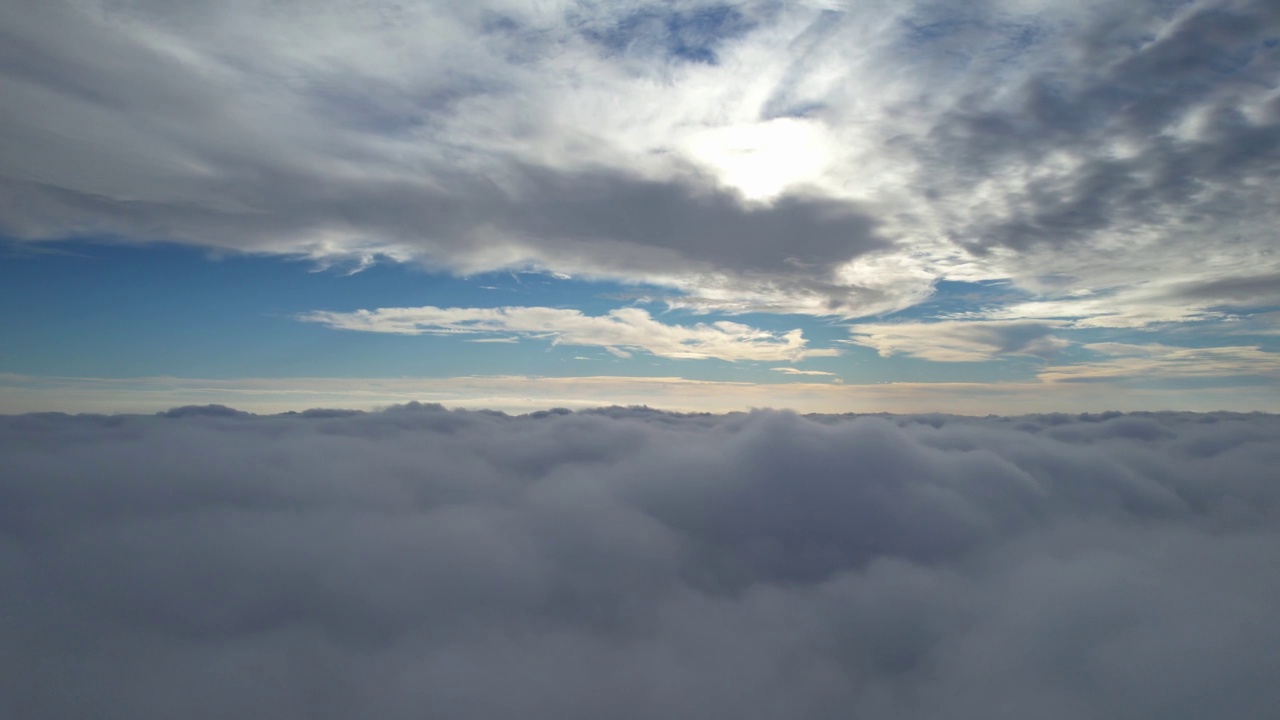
[0,240,1050,383]
[1,0,1279,413]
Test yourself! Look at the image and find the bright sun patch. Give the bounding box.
[681,117,832,200]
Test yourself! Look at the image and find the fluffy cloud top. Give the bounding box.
[3,405,1279,718]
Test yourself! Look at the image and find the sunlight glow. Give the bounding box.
[681,118,831,201]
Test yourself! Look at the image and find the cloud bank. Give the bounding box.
[3,405,1279,718]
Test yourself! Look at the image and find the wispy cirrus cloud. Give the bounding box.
[1040,343,1280,383]
[846,320,1070,362]
[298,305,837,362]
[771,367,837,376]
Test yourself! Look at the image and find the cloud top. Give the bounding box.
[2,404,1279,718]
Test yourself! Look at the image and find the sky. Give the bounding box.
[4,4,1280,714]
[2,0,1280,412]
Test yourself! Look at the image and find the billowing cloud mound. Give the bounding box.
[3,405,1279,718]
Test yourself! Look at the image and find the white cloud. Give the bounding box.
[2,405,1279,718]
[977,273,1280,328]
[772,367,837,376]
[297,305,838,362]
[846,320,1070,362]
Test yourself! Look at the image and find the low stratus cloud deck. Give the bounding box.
[3,406,1278,718]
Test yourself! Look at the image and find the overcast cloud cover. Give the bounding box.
[3,405,1279,718]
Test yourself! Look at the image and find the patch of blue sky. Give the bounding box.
[7,243,1217,388]
[0,240,670,379]
[578,3,755,65]
[879,279,1029,321]
[896,5,1052,79]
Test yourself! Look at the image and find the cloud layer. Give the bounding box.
[3,405,1279,718]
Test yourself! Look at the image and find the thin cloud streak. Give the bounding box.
[298,305,838,362]
[846,320,1070,362]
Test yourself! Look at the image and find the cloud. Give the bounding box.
[4,0,1276,327]
[0,0,901,315]
[2,405,1279,718]
[772,367,837,376]
[846,320,1070,361]
[1040,342,1280,383]
[977,274,1280,328]
[298,305,838,362]
[884,0,1280,323]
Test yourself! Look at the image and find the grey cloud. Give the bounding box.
[1,161,886,277]
[1164,273,1280,308]
[0,0,886,306]
[846,319,1069,361]
[909,0,1280,254]
[490,165,888,274]
[3,405,1279,718]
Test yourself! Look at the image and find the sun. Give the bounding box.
[681,117,831,201]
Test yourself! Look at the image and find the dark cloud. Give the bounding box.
[910,0,1280,254]
[503,165,887,273]
[1164,273,1280,308]
[3,405,1279,718]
